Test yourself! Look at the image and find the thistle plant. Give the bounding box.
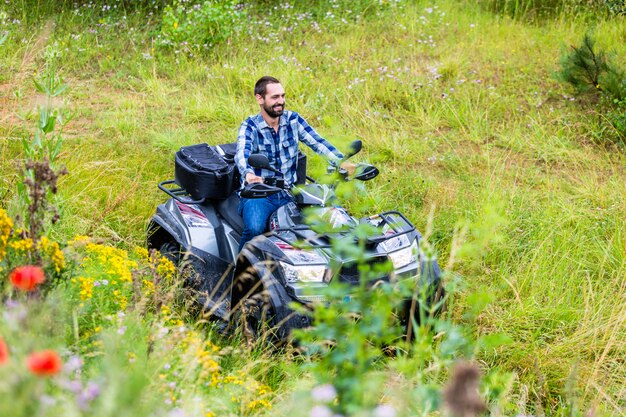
[16,44,69,250]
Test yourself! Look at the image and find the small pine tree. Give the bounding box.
[557,34,626,100]
[557,34,608,93]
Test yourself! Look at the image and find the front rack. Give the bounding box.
[270,210,415,249]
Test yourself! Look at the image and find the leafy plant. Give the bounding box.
[158,0,245,54]
[475,0,621,20]
[10,45,69,256]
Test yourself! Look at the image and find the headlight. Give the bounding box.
[279,262,326,283]
[388,239,418,269]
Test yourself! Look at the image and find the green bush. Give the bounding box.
[556,34,625,98]
[158,0,245,54]
[475,0,621,20]
[556,33,626,143]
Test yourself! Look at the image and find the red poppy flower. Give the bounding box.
[26,350,62,376]
[0,336,9,365]
[9,265,45,291]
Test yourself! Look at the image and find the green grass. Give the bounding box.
[1,0,625,415]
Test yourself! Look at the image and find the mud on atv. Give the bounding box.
[146,140,443,343]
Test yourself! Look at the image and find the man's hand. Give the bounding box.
[340,161,357,176]
[245,172,263,184]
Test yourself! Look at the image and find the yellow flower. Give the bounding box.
[78,276,95,300]
[134,246,149,260]
[247,399,272,410]
[10,238,34,252]
[39,236,65,272]
[142,279,155,295]
[68,235,91,246]
[160,305,172,317]
[156,256,176,279]
[0,208,13,261]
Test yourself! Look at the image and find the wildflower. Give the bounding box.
[374,404,396,417]
[10,238,34,252]
[247,399,272,410]
[26,350,63,376]
[0,208,13,261]
[310,405,332,417]
[0,336,9,365]
[156,256,176,278]
[68,235,91,246]
[311,384,336,403]
[78,277,94,300]
[9,265,45,291]
[63,356,83,373]
[169,409,185,417]
[36,394,56,408]
[134,246,149,260]
[77,382,101,410]
[39,237,65,272]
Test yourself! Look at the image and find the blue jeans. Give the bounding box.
[238,191,293,252]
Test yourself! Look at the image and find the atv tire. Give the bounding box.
[159,241,181,265]
[402,256,445,341]
[230,270,280,347]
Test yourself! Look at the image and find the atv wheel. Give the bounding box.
[230,270,278,347]
[159,241,181,265]
[235,292,276,346]
[402,256,445,341]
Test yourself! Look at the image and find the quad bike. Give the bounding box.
[146,140,443,342]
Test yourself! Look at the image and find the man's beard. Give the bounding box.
[264,103,284,118]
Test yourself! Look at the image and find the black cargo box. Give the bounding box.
[174,143,234,201]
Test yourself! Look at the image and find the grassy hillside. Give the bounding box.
[1,0,625,415]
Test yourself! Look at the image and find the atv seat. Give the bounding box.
[216,192,243,235]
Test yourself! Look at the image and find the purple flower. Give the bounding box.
[169,409,186,417]
[310,405,332,417]
[77,381,101,410]
[374,404,396,417]
[63,356,83,373]
[311,384,337,403]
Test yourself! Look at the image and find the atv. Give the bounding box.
[146,140,442,342]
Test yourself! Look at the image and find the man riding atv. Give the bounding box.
[235,76,355,251]
[147,78,442,343]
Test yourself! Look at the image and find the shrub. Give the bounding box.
[556,33,626,143]
[475,0,622,20]
[158,0,245,54]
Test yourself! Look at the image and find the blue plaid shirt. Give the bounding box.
[236,111,343,187]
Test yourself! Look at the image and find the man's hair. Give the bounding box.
[254,76,281,97]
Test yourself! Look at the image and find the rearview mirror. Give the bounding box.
[344,140,362,159]
[248,154,281,174]
[354,164,379,181]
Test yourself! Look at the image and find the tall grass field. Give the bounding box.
[0,0,625,416]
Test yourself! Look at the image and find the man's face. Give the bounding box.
[257,82,285,118]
